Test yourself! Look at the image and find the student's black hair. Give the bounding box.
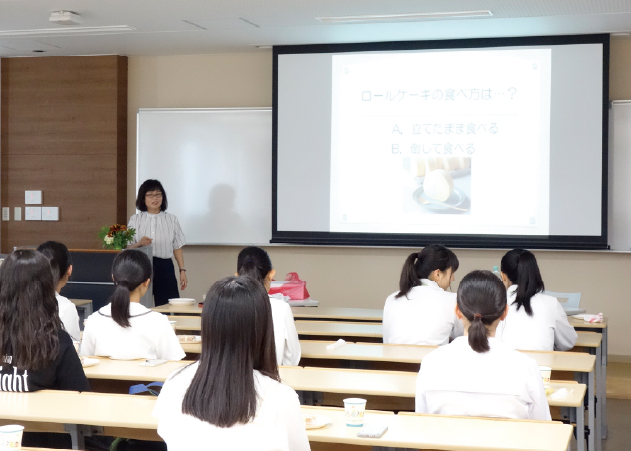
[109,250,152,328]
[36,241,72,286]
[181,276,279,427]
[395,244,459,298]
[500,249,544,317]
[0,250,62,370]
[457,270,507,353]
[136,179,168,212]
[236,246,272,285]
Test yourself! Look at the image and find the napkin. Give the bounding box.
[572,313,603,323]
[326,339,347,350]
[269,293,292,303]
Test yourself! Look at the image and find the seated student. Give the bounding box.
[36,241,81,342]
[383,244,463,345]
[416,270,550,420]
[81,250,184,361]
[236,246,300,366]
[0,250,89,392]
[153,276,310,451]
[495,249,577,351]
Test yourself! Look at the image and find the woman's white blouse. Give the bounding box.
[383,279,463,345]
[128,211,186,259]
[80,303,185,361]
[495,285,578,351]
[56,293,81,342]
[416,336,551,421]
[153,363,310,451]
[269,295,301,366]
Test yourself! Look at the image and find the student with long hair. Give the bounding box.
[81,250,184,360]
[495,249,577,351]
[383,244,463,345]
[236,246,300,366]
[153,276,310,451]
[36,241,81,341]
[0,250,89,392]
[416,270,550,420]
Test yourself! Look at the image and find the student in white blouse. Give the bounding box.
[495,249,577,351]
[81,250,185,361]
[128,179,187,306]
[36,241,81,342]
[153,276,310,451]
[383,244,463,345]
[236,246,301,366]
[416,270,551,421]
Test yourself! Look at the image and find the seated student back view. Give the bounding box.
[383,245,463,345]
[81,250,184,361]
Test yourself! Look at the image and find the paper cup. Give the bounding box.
[0,424,24,450]
[343,398,367,427]
[169,321,177,331]
[539,366,552,388]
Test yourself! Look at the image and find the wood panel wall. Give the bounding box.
[0,56,127,253]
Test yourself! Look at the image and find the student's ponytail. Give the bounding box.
[457,270,507,353]
[109,250,152,328]
[500,249,544,317]
[236,246,273,285]
[395,245,459,298]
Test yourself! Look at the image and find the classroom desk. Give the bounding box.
[82,358,190,381]
[170,316,201,331]
[151,303,202,315]
[569,317,608,441]
[291,307,383,322]
[0,390,573,451]
[295,321,383,339]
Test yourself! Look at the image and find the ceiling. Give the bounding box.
[1,0,631,57]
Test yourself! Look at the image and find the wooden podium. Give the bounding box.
[60,246,154,312]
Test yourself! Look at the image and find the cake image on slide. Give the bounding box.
[404,156,471,214]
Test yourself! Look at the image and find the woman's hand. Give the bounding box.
[180,271,188,290]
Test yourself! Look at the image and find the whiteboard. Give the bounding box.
[137,108,272,245]
[609,101,631,251]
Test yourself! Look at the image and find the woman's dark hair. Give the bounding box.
[236,246,272,285]
[182,276,279,427]
[109,250,152,328]
[0,250,62,370]
[396,244,459,298]
[36,241,72,286]
[136,179,168,212]
[457,270,507,353]
[500,249,544,316]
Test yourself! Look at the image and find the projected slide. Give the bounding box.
[330,49,551,235]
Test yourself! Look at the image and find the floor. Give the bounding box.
[601,362,631,451]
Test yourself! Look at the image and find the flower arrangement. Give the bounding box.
[98,224,136,250]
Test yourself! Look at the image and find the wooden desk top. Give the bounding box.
[568,316,608,329]
[291,307,383,321]
[82,358,191,381]
[70,299,92,307]
[299,341,595,373]
[171,316,201,331]
[152,304,203,315]
[575,331,602,348]
[0,391,572,451]
[296,321,382,338]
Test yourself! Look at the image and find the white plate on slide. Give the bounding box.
[304,415,332,430]
[413,187,468,213]
[168,298,196,305]
[81,358,100,368]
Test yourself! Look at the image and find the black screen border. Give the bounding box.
[272,33,610,250]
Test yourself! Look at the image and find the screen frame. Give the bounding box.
[272,33,610,250]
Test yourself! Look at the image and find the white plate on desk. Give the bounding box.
[304,415,332,430]
[81,358,100,368]
[168,298,196,305]
[178,335,201,343]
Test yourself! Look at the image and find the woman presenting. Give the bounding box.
[128,179,187,306]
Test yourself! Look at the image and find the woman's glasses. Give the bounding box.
[145,192,163,199]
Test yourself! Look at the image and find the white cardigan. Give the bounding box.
[495,285,578,351]
[269,295,301,366]
[383,279,463,345]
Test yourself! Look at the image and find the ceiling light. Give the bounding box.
[317,10,493,24]
[0,26,135,38]
[49,11,82,26]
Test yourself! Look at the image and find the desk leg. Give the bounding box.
[588,369,596,451]
[577,399,585,451]
[595,343,603,449]
[601,327,608,440]
[63,424,87,450]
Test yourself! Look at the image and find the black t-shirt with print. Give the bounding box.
[0,329,90,392]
